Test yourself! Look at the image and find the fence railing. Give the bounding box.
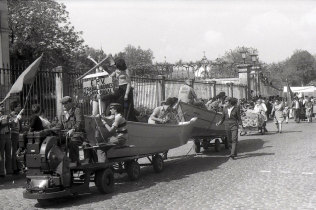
[0,65,251,121]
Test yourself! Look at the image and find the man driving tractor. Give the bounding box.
[54,96,85,166]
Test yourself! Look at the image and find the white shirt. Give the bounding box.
[227,106,234,118]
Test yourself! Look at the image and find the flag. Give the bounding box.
[286,81,294,106]
[1,54,43,104]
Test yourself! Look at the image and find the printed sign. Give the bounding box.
[82,72,114,97]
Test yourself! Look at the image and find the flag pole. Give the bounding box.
[22,81,35,110]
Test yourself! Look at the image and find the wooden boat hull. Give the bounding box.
[84,116,196,159]
[177,102,226,138]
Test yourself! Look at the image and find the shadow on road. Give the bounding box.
[0,174,25,190]
[238,138,270,153]
[34,154,229,208]
[234,152,275,160]
[32,139,273,208]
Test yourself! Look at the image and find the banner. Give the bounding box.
[82,72,114,97]
[1,54,43,104]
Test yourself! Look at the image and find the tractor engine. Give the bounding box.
[24,130,71,192]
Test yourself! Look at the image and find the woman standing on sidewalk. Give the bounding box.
[272,98,285,133]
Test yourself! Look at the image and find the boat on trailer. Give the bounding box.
[176,102,228,153]
[84,116,197,159]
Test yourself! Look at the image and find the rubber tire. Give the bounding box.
[95,168,115,194]
[37,199,54,206]
[126,160,141,181]
[214,139,221,152]
[202,140,209,150]
[152,155,164,173]
[194,140,201,153]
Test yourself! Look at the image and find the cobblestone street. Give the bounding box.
[1,120,315,210]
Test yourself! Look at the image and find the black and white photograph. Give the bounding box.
[0,0,316,209]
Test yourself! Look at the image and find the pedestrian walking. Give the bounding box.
[216,97,242,159]
[305,97,313,123]
[272,98,284,133]
[292,97,301,123]
[283,101,290,123]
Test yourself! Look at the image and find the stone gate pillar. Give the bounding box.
[0,0,10,84]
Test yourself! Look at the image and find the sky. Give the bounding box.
[58,0,316,64]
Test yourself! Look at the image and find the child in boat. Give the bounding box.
[148,97,177,124]
[101,103,127,146]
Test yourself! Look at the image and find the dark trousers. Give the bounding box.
[68,136,83,163]
[102,85,138,121]
[0,134,12,175]
[11,133,19,171]
[294,109,300,122]
[225,128,238,156]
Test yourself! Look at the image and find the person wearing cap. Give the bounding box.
[0,105,13,177]
[177,79,198,105]
[54,96,85,165]
[216,97,242,159]
[148,97,177,124]
[101,103,127,146]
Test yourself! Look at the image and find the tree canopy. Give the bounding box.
[114,45,155,76]
[8,0,85,69]
[265,50,316,86]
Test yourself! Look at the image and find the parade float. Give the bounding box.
[23,56,197,205]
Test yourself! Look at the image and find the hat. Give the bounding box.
[60,96,72,104]
[109,103,121,109]
[165,97,177,106]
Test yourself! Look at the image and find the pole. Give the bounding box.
[22,82,34,110]
[77,55,111,81]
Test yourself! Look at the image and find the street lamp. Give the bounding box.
[240,49,247,64]
[250,52,260,97]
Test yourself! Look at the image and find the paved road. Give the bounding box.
[0,120,315,209]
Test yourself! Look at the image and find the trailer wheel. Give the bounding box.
[214,139,221,152]
[193,140,201,153]
[37,199,53,206]
[153,155,164,173]
[95,168,114,194]
[202,139,209,150]
[126,160,140,181]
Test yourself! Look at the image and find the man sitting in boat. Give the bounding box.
[178,79,197,105]
[100,103,128,146]
[148,97,177,124]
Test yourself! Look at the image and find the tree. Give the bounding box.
[285,50,316,85]
[266,50,316,87]
[8,0,85,69]
[114,45,154,76]
[211,46,259,78]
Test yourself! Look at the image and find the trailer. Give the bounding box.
[177,102,228,153]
